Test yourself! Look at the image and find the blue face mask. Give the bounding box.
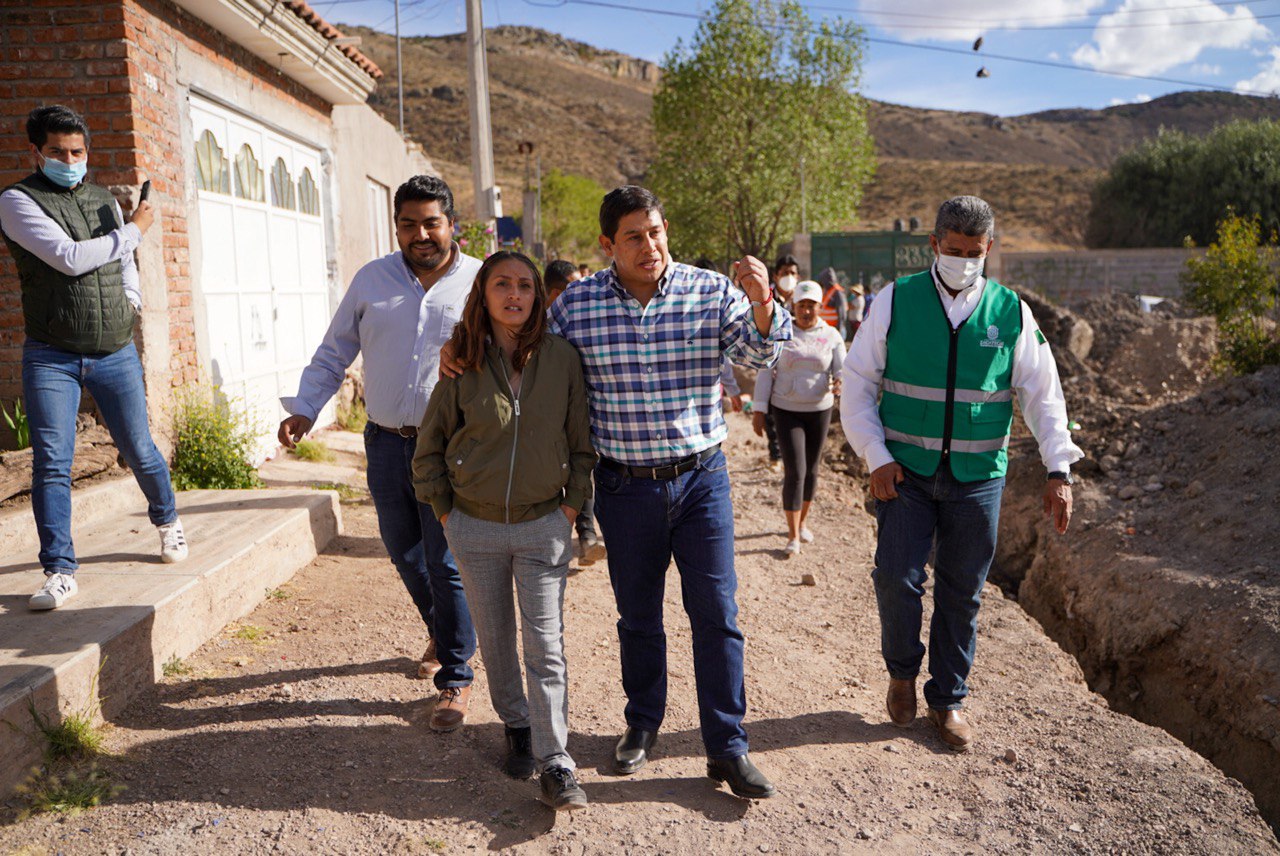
[38,153,88,188]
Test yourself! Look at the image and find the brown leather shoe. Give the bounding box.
[430,685,471,732]
[926,707,973,752]
[886,678,917,727]
[417,638,441,680]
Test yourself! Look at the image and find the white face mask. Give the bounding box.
[935,254,985,290]
[776,274,798,295]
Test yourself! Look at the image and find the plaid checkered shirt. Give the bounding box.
[548,261,792,466]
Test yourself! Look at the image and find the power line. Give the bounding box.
[798,0,1278,27]
[520,0,1278,97]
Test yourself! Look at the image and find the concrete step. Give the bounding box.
[0,475,145,564]
[0,487,341,796]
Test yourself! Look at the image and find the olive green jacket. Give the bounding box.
[413,334,595,524]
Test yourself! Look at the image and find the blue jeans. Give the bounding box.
[593,449,748,759]
[362,423,474,689]
[22,339,176,575]
[873,464,1004,711]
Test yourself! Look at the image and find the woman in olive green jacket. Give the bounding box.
[413,251,594,811]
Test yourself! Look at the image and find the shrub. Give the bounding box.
[1182,212,1280,375]
[456,221,494,259]
[291,438,334,462]
[335,397,368,432]
[2,398,30,449]
[170,388,263,490]
[18,764,119,816]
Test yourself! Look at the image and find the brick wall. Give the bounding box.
[0,0,331,412]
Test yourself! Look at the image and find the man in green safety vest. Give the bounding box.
[839,196,1082,752]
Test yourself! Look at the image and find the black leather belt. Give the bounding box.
[599,445,720,480]
[374,422,418,438]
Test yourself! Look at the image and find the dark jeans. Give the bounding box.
[763,411,781,461]
[22,340,176,574]
[772,406,832,511]
[873,464,1003,710]
[593,449,748,759]
[363,423,475,689]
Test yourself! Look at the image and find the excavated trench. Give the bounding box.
[813,293,1280,835]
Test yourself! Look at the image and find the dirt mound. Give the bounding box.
[989,290,1280,833]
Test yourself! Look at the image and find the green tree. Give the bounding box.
[1182,212,1280,375]
[1088,120,1280,248]
[649,0,875,261]
[541,170,606,262]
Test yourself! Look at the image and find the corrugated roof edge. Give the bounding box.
[283,0,384,80]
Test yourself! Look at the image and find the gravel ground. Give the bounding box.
[1,416,1275,855]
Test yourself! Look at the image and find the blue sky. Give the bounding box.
[314,0,1280,116]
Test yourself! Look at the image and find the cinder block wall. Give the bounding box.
[997,248,1205,305]
[0,0,329,435]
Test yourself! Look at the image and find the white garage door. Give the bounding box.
[188,96,334,459]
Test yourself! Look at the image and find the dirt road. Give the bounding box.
[1,416,1275,855]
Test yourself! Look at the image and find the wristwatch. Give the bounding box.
[1046,470,1074,484]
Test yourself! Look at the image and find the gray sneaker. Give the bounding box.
[30,573,77,611]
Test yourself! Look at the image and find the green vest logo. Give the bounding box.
[980,325,1004,348]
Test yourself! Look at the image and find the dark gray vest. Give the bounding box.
[1,171,134,354]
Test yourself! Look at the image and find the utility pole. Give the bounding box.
[394,0,404,135]
[466,0,501,236]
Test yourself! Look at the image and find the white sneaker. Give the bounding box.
[158,519,188,563]
[784,539,801,558]
[800,526,814,543]
[30,573,78,610]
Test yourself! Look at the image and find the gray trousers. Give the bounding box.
[444,507,575,771]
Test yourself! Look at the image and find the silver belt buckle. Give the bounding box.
[396,425,415,438]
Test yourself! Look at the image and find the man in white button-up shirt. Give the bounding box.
[840,196,1083,753]
[278,176,479,731]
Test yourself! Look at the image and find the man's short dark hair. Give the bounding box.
[692,256,721,274]
[394,174,455,221]
[27,105,91,149]
[774,253,799,272]
[599,185,664,241]
[545,259,577,291]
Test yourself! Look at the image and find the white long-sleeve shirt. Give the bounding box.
[0,187,143,310]
[281,246,481,429]
[840,264,1083,475]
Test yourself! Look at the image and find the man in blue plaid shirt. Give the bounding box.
[550,186,792,799]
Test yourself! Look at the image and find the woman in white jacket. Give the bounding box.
[752,281,847,556]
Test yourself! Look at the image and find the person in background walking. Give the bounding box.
[1,105,187,612]
[545,258,606,566]
[848,282,866,341]
[544,259,580,305]
[752,281,846,559]
[278,175,477,730]
[817,267,850,341]
[841,195,1081,752]
[760,254,801,471]
[415,251,595,811]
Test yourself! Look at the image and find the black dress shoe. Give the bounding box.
[613,727,658,775]
[707,754,776,799]
[503,725,536,779]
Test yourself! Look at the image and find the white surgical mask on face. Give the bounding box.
[776,274,798,295]
[935,254,984,290]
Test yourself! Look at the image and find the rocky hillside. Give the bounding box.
[344,24,1280,249]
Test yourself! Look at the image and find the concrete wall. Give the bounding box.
[331,104,432,294]
[992,248,1203,305]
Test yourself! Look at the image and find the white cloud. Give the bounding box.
[1236,45,1280,95]
[1109,92,1153,105]
[856,0,1105,42]
[1073,0,1268,76]
[1048,50,1061,60]
[1191,62,1223,76]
